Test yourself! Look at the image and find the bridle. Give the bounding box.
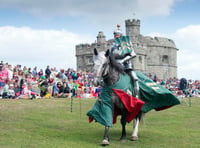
[93,54,110,86]
[102,63,110,80]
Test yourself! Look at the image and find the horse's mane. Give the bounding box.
[109,53,126,75]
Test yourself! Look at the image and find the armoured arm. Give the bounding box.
[112,52,131,60]
[120,51,136,63]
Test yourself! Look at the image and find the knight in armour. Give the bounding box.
[110,24,139,97]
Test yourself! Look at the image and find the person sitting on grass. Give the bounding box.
[7,84,16,99]
[53,82,64,98]
[20,83,31,99]
[63,82,72,98]
[13,83,20,98]
[2,80,9,98]
[38,76,48,98]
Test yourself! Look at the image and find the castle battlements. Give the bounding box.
[76,43,90,49]
[125,19,140,26]
[141,36,176,48]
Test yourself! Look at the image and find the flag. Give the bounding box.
[114,36,133,55]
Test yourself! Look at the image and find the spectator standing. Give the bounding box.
[18,70,24,85]
[0,61,3,72]
[0,73,4,98]
[153,74,157,82]
[4,63,8,69]
[1,65,9,82]
[38,69,44,77]
[23,66,27,73]
[17,65,22,71]
[45,66,51,78]
[7,64,13,80]
[50,67,58,78]
[26,68,32,74]
[13,66,18,73]
[72,70,78,81]
[60,69,68,82]
[32,66,38,77]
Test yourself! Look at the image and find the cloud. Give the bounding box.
[0,0,181,43]
[174,25,200,52]
[148,25,200,80]
[0,0,179,26]
[135,0,175,17]
[174,25,200,80]
[0,26,94,70]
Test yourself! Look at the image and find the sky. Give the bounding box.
[0,0,199,80]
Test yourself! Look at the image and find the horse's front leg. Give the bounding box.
[120,109,127,143]
[102,126,110,145]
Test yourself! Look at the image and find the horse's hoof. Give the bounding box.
[120,138,126,143]
[101,139,109,146]
[131,136,138,141]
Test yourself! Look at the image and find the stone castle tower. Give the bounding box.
[75,19,178,80]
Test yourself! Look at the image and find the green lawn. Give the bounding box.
[0,97,200,148]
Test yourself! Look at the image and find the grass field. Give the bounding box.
[0,97,200,148]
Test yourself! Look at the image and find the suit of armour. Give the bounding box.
[111,27,139,97]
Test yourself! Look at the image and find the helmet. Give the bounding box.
[113,24,123,38]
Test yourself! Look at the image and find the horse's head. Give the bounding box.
[93,48,110,86]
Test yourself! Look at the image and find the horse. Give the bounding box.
[91,48,144,145]
[87,48,181,146]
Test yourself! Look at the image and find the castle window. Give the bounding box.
[87,56,93,64]
[78,66,83,70]
[139,56,142,63]
[162,55,168,63]
[155,37,159,41]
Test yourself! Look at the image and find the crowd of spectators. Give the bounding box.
[0,60,100,100]
[0,60,199,100]
[148,74,200,98]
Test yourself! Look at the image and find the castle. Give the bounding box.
[75,19,178,80]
